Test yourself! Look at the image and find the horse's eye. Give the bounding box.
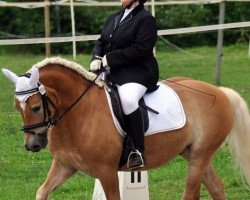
[31,105,41,112]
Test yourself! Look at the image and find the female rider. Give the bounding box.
[90,0,159,170]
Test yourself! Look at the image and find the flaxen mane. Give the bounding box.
[32,57,104,87]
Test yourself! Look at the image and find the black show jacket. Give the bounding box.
[92,4,159,91]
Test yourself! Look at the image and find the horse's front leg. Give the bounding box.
[98,168,120,200]
[36,159,76,200]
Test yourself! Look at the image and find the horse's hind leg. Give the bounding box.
[180,149,203,200]
[202,163,226,200]
[182,159,204,200]
[181,150,226,200]
[181,147,218,200]
[36,159,76,200]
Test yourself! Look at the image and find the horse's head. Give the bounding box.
[2,67,56,152]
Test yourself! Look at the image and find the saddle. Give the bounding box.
[105,76,159,167]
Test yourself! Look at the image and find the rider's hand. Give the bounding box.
[102,55,109,67]
[90,59,102,72]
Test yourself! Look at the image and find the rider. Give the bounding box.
[90,0,159,170]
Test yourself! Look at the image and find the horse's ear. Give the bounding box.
[29,66,39,87]
[2,68,19,84]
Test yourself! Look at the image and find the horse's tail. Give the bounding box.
[220,87,250,186]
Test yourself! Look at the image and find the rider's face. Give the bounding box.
[121,0,134,7]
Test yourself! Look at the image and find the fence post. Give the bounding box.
[70,0,76,60]
[92,171,150,200]
[214,1,225,85]
[151,0,156,55]
[248,36,250,58]
[44,0,51,57]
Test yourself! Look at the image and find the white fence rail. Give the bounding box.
[1,22,249,45]
[1,0,250,8]
[0,0,250,83]
[0,0,249,47]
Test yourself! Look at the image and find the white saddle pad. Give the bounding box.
[105,82,186,137]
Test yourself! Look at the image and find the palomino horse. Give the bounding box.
[2,57,250,200]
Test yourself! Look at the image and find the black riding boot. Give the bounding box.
[125,108,145,170]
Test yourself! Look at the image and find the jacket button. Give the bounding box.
[110,34,112,38]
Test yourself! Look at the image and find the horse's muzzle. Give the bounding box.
[25,134,48,152]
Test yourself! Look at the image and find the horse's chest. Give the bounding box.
[51,148,95,176]
[48,132,96,175]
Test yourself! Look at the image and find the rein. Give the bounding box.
[50,68,104,125]
[18,68,105,135]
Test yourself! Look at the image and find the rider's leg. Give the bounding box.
[125,107,145,168]
[117,83,147,170]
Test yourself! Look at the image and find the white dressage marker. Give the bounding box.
[92,171,149,200]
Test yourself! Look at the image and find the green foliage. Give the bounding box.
[155,3,250,47]
[0,44,250,199]
[0,2,250,54]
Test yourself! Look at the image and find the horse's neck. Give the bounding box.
[39,66,119,162]
[39,65,90,98]
[40,64,106,125]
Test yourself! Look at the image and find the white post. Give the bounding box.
[214,1,225,85]
[70,0,76,59]
[248,36,250,58]
[92,171,150,200]
[151,0,156,56]
[151,0,155,17]
[44,0,51,57]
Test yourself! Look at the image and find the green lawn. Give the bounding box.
[0,44,250,199]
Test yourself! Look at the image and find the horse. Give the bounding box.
[2,57,250,200]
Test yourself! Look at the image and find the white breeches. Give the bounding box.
[117,83,147,115]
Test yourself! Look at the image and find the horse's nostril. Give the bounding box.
[25,144,31,151]
[32,144,42,152]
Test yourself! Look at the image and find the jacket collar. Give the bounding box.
[114,4,144,29]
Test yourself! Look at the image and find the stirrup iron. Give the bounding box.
[127,149,144,170]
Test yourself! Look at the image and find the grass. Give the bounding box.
[0,44,250,199]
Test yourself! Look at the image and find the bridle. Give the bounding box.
[17,68,105,136]
[16,82,56,135]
